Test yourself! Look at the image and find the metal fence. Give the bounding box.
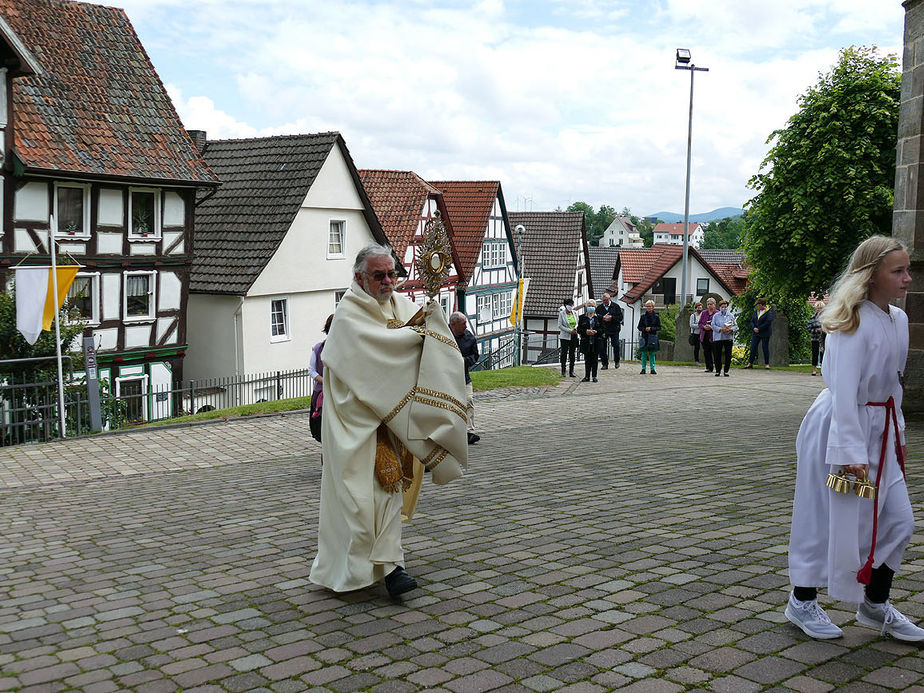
[0,367,312,447]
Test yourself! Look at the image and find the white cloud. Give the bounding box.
[135,1,905,215]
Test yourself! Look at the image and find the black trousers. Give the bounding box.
[811,341,824,368]
[584,349,598,379]
[750,333,770,365]
[599,333,620,366]
[560,338,576,373]
[692,335,701,362]
[702,337,714,371]
[713,340,733,374]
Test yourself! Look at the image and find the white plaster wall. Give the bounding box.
[14,228,40,253]
[158,271,182,311]
[130,244,156,256]
[248,207,373,297]
[98,188,123,226]
[58,243,86,255]
[163,231,183,254]
[102,273,120,321]
[156,317,177,343]
[238,290,340,375]
[14,182,47,222]
[163,191,185,227]
[184,294,243,380]
[125,324,152,349]
[94,328,118,351]
[302,145,364,210]
[150,362,173,419]
[97,233,122,254]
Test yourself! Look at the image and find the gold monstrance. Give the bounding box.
[416,210,452,300]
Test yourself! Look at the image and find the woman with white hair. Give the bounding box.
[577,300,604,382]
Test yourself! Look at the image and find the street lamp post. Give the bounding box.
[514,224,525,367]
[675,48,708,308]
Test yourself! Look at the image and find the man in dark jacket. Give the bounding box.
[596,293,623,369]
[746,297,774,369]
[450,312,480,444]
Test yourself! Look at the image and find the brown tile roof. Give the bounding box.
[617,245,746,304]
[358,170,445,259]
[697,249,749,295]
[0,15,41,77]
[429,180,506,283]
[653,222,702,237]
[3,0,218,185]
[587,246,620,297]
[192,133,386,295]
[508,211,589,317]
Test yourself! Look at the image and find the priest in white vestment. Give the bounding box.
[309,244,467,596]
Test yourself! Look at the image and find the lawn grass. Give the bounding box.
[133,366,558,430]
[470,365,561,392]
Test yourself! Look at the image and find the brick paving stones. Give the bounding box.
[2,365,924,691]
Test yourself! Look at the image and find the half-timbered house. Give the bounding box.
[358,170,462,316]
[186,132,387,399]
[430,180,516,367]
[0,0,219,422]
[507,211,591,363]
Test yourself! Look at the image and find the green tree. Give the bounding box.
[701,216,745,249]
[567,202,618,246]
[743,46,900,300]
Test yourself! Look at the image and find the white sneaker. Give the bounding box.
[856,599,924,642]
[785,592,843,639]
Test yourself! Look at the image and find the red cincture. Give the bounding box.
[857,396,906,584]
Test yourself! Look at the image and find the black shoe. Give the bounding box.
[592,377,598,382]
[561,369,566,376]
[724,372,729,377]
[600,365,608,370]
[581,377,590,382]
[385,566,418,598]
[650,370,657,375]
[715,372,721,377]
[615,363,620,369]
[704,369,712,373]
[467,432,480,444]
[569,372,576,378]
[639,370,646,375]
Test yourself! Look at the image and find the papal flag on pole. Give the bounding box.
[14,266,79,345]
[509,277,530,327]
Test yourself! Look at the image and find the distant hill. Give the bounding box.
[645,207,744,223]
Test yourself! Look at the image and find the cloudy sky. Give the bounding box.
[109,0,904,216]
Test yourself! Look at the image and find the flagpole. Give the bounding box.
[49,213,66,438]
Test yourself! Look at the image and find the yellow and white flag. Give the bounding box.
[14,266,79,345]
[509,277,530,327]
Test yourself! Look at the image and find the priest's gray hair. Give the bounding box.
[353,243,395,275]
[449,312,467,326]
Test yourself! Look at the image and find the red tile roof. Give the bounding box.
[617,244,746,304]
[3,0,218,185]
[429,180,504,283]
[653,222,702,237]
[358,169,445,258]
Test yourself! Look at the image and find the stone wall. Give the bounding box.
[895,0,924,411]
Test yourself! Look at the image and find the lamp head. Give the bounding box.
[675,48,691,65]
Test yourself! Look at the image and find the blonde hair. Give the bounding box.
[822,235,906,334]
[645,300,655,307]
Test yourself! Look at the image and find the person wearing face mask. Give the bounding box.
[557,298,579,377]
[637,299,661,375]
[577,300,604,382]
[689,302,703,365]
[698,297,719,373]
[710,299,737,377]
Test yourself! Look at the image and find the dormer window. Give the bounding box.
[128,188,161,240]
[54,183,90,238]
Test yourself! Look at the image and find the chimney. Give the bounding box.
[187,129,207,152]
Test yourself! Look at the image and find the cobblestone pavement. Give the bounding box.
[2,365,924,692]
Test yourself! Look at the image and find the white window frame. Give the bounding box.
[128,187,162,241]
[334,289,347,308]
[53,183,91,239]
[482,241,505,270]
[116,374,149,423]
[123,270,157,322]
[270,297,290,343]
[439,294,451,317]
[328,219,346,259]
[67,271,101,325]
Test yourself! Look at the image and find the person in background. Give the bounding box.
[809,300,826,376]
[577,300,604,382]
[597,292,623,370]
[698,298,718,373]
[689,302,703,365]
[450,312,480,445]
[637,299,661,375]
[746,297,774,369]
[786,235,923,642]
[557,298,579,378]
[711,299,737,377]
[308,314,334,445]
